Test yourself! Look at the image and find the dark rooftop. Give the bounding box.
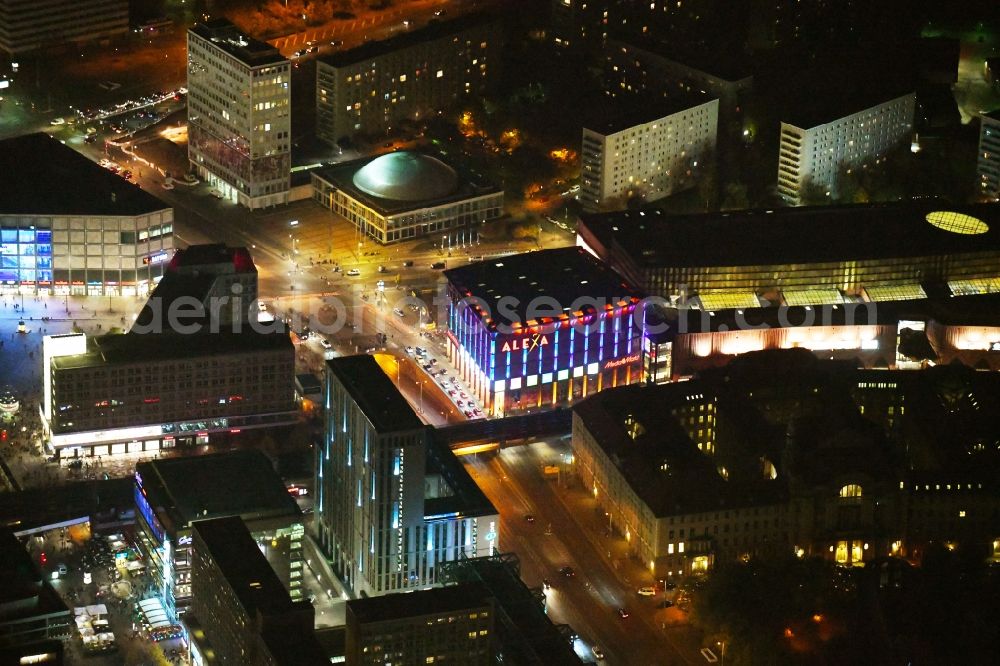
[424,437,497,520]
[132,244,258,328]
[50,328,291,370]
[0,528,71,625]
[439,554,583,665]
[780,78,913,129]
[0,133,171,217]
[607,35,754,82]
[585,94,718,135]
[579,200,1000,269]
[444,247,643,329]
[347,581,494,624]
[169,244,256,273]
[319,12,497,68]
[326,355,426,433]
[574,382,783,517]
[189,18,287,67]
[136,450,301,537]
[193,516,296,616]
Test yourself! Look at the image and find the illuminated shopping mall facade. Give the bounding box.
[0,133,174,296]
[445,248,645,417]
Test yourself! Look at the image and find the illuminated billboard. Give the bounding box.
[0,228,53,284]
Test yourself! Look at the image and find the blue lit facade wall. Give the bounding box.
[447,296,643,417]
[0,228,52,285]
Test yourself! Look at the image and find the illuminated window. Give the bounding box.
[839,484,862,498]
[436,70,444,78]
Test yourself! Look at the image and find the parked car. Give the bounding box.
[592,646,606,660]
[637,586,657,597]
[393,308,405,317]
[430,261,446,269]
[559,566,575,577]
[346,268,360,276]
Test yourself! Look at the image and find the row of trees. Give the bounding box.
[690,544,1000,665]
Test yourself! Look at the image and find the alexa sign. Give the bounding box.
[501,334,550,353]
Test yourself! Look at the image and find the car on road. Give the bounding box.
[393,308,405,317]
[464,409,475,418]
[330,40,343,47]
[57,563,69,575]
[210,190,224,199]
[542,578,551,590]
[456,400,464,407]
[447,389,457,397]
[258,301,268,312]
[430,261,446,269]
[378,265,387,273]
[657,599,674,609]
[434,9,446,16]
[592,646,606,660]
[525,514,535,523]
[320,338,333,349]
[559,566,575,578]
[49,117,66,126]
[84,134,98,143]
[402,260,414,267]
[405,346,415,355]
[617,608,630,619]
[428,358,437,365]
[346,269,360,276]
[415,346,426,355]
[162,181,174,190]
[637,586,657,596]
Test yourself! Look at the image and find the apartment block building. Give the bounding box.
[777,91,915,204]
[316,14,502,144]
[580,97,718,211]
[315,356,497,598]
[0,0,128,54]
[977,109,1000,201]
[571,350,1000,576]
[41,244,295,456]
[134,451,305,618]
[187,517,326,666]
[188,19,291,209]
[345,583,495,666]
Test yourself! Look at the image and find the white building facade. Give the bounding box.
[187,19,291,210]
[316,15,501,144]
[977,110,1000,201]
[777,92,916,204]
[581,98,718,211]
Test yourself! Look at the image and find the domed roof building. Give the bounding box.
[352,152,459,202]
[312,150,503,245]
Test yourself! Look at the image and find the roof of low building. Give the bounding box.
[136,450,301,536]
[189,18,288,67]
[444,247,643,330]
[50,328,291,370]
[192,516,297,616]
[347,581,494,625]
[318,12,498,68]
[0,133,171,217]
[579,200,1000,269]
[573,382,784,517]
[326,355,425,433]
[584,94,718,136]
[312,150,500,215]
[352,151,458,202]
